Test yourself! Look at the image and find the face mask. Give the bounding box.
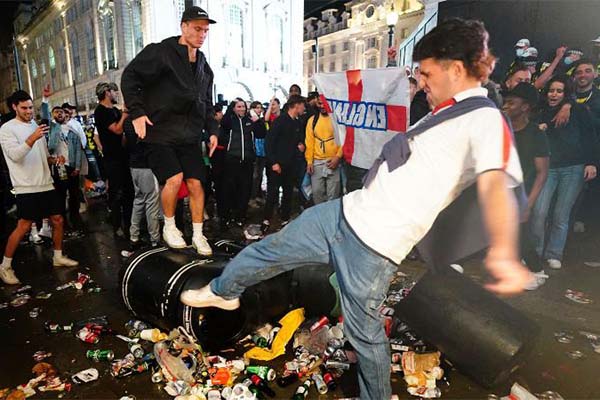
[564,57,574,65]
[516,48,526,58]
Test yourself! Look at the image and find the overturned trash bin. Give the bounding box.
[395,269,540,388]
[120,245,338,351]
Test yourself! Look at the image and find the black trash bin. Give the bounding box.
[120,246,338,351]
[395,269,540,388]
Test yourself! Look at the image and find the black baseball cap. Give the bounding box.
[61,102,76,110]
[181,6,216,24]
[505,82,538,106]
[306,91,319,102]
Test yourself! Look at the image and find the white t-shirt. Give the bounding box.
[342,87,523,264]
[0,118,54,194]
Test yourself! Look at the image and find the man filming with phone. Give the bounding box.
[0,90,79,285]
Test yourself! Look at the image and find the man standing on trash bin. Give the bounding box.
[121,6,218,255]
[180,19,532,399]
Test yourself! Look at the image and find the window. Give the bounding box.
[342,62,349,71]
[329,61,335,71]
[40,59,46,76]
[401,28,408,39]
[99,0,117,70]
[85,25,97,77]
[70,31,82,80]
[227,4,244,67]
[366,55,378,69]
[343,41,349,51]
[365,5,375,18]
[269,14,284,71]
[48,47,56,70]
[31,59,37,79]
[319,48,324,57]
[319,63,323,72]
[367,37,377,49]
[330,44,336,54]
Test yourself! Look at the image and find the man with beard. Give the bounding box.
[0,90,78,285]
[94,82,134,238]
[305,95,342,204]
[121,6,218,255]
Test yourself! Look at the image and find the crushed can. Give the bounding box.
[86,349,114,362]
[77,327,100,344]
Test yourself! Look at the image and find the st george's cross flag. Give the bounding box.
[312,68,410,169]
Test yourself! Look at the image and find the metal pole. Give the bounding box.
[72,79,79,116]
[314,36,319,74]
[12,35,23,90]
[388,26,394,49]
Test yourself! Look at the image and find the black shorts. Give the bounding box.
[145,143,206,185]
[16,189,64,221]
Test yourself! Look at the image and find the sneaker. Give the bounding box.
[525,270,549,291]
[547,259,562,269]
[192,234,213,256]
[449,264,464,274]
[0,266,20,285]
[29,232,43,244]
[573,221,585,233]
[260,220,270,235]
[53,254,79,267]
[180,285,240,310]
[79,203,87,213]
[163,226,187,249]
[39,226,52,238]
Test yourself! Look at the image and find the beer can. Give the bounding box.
[77,328,99,344]
[129,343,144,359]
[86,349,114,362]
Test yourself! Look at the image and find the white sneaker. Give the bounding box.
[573,221,585,233]
[79,203,88,213]
[525,270,549,291]
[547,259,562,269]
[449,264,464,274]
[0,266,21,285]
[39,226,52,238]
[180,285,240,310]
[53,255,79,267]
[163,226,187,249]
[29,232,43,244]
[192,234,213,256]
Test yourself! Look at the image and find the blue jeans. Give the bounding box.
[531,164,584,260]
[211,200,398,400]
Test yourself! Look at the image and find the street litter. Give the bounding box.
[564,289,593,304]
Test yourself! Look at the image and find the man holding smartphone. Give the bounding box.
[0,90,78,285]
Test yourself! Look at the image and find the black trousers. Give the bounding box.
[344,164,368,193]
[104,158,134,232]
[223,157,254,221]
[263,164,295,221]
[53,166,82,229]
[520,222,543,273]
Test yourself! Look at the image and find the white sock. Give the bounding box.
[192,222,203,237]
[53,250,63,259]
[164,216,176,229]
[42,219,50,230]
[31,223,38,235]
[1,256,12,268]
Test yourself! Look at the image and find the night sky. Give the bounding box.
[0,1,27,49]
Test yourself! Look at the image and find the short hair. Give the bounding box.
[286,95,305,108]
[214,104,223,113]
[289,84,302,95]
[572,58,596,72]
[408,77,418,86]
[52,106,63,112]
[250,101,262,109]
[543,75,573,100]
[507,63,531,78]
[9,90,32,107]
[413,18,495,81]
[272,98,280,105]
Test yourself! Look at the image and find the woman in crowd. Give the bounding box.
[531,75,598,269]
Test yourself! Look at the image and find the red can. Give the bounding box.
[77,327,100,344]
[310,316,329,332]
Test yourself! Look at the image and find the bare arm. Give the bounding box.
[107,111,128,135]
[477,170,531,294]
[534,46,567,90]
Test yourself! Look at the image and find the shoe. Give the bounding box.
[449,264,464,274]
[525,270,549,291]
[192,234,213,256]
[573,221,585,233]
[53,254,79,267]
[79,203,87,213]
[280,219,290,227]
[163,226,187,249]
[547,259,562,269]
[180,285,240,310]
[0,266,20,285]
[39,226,52,238]
[29,232,43,244]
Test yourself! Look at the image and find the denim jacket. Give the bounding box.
[41,101,83,170]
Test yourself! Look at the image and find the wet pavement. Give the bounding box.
[1,192,600,399]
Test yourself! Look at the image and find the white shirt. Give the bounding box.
[0,118,54,194]
[342,87,523,264]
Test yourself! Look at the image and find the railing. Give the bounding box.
[397,10,438,68]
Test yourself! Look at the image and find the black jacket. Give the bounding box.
[538,103,598,169]
[265,112,304,167]
[220,113,257,162]
[121,36,218,146]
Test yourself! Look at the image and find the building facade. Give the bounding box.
[302,0,442,91]
[12,0,303,116]
[0,50,19,114]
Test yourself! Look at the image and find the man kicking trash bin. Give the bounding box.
[180,18,532,400]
